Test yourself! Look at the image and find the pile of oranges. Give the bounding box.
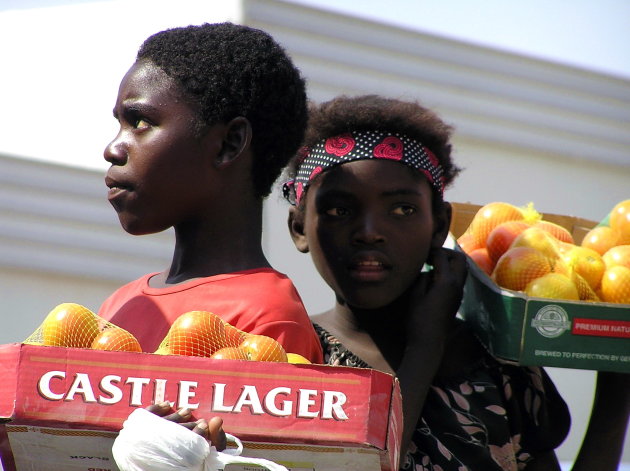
[155,310,297,363]
[457,200,630,304]
[26,303,311,364]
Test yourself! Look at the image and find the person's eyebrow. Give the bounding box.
[112,101,160,121]
[121,100,159,115]
[380,188,423,198]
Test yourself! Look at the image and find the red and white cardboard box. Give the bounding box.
[0,343,402,471]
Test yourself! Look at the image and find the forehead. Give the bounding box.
[313,159,429,194]
[117,60,184,103]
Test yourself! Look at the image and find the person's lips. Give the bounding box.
[348,253,391,282]
[105,175,132,201]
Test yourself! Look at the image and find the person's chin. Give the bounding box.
[343,290,401,312]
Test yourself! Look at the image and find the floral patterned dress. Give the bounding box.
[313,322,570,471]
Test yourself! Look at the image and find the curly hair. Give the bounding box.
[137,22,307,198]
[285,95,461,206]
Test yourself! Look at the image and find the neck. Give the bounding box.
[165,199,270,284]
[312,299,408,374]
[325,298,408,346]
[332,296,408,334]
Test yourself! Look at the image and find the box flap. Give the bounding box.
[383,378,402,471]
[460,256,527,362]
[363,369,395,450]
[0,344,20,420]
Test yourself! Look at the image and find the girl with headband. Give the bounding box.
[285,95,629,470]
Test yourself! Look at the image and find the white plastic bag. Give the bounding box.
[113,408,288,471]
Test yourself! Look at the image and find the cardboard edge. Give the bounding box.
[0,344,21,420]
[0,344,21,471]
[383,378,402,471]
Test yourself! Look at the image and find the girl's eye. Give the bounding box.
[325,207,350,217]
[124,109,152,130]
[133,118,150,130]
[391,205,416,216]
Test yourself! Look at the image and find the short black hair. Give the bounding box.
[137,22,308,198]
[286,95,461,205]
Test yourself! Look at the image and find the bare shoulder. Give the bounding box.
[310,310,336,330]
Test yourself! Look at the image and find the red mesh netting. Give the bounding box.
[24,305,299,363]
[24,303,141,352]
[155,310,288,362]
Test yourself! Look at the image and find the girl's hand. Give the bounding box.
[394,247,467,461]
[405,247,468,344]
[146,403,227,451]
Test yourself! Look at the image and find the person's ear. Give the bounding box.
[214,117,252,168]
[288,206,309,253]
[431,201,453,248]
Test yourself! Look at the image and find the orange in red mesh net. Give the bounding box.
[24,305,302,363]
[24,302,100,348]
[156,310,227,357]
[92,327,142,352]
[210,346,249,360]
[24,302,142,353]
[156,310,288,362]
[239,334,287,362]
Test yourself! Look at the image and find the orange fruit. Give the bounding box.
[599,266,630,304]
[609,200,630,244]
[552,256,571,276]
[165,311,226,357]
[555,241,573,255]
[467,202,526,248]
[524,273,579,300]
[91,327,142,352]
[286,353,312,364]
[602,245,630,270]
[456,232,481,254]
[42,303,100,348]
[492,247,552,291]
[210,346,249,360]
[581,226,621,256]
[571,272,600,301]
[486,220,531,263]
[533,220,574,244]
[468,247,495,276]
[239,334,288,362]
[510,227,561,261]
[560,245,605,290]
[222,321,247,347]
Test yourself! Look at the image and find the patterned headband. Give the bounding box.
[282,130,445,205]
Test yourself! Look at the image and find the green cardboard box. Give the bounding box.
[450,202,630,373]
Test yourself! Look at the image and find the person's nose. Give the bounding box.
[103,130,128,166]
[352,214,385,245]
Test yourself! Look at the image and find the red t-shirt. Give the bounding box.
[98,268,323,364]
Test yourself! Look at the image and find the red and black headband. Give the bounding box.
[283,130,445,205]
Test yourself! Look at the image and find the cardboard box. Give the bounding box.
[0,343,402,471]
[450,202,630,373]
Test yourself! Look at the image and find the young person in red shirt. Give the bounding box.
[99,22,322,364]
